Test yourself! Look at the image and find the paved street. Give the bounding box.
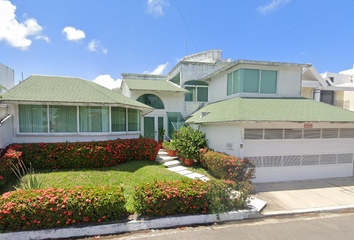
[84,211,354,240]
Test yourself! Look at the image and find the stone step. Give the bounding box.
[167,166,188,172]
[158,150,169,155]
[163,160,181,168]
[156,155,178,162]
[184,173,205,179]
[177,170,194,176]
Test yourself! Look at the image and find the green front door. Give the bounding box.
[144,117,155,140]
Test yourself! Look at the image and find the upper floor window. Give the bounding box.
[137,94,164,109]
[227,69,277,96]
[184,80,208,102]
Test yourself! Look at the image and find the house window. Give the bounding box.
[137,94,164,109]
[320,90,334,105]
[19,105,47,133]
[79,106,109,132]
[49,105,77,132]
[128,109,140,131]
[184,80,208,102]
[227,69,277,95]
[18,104,141,134]
[111,107,126,132]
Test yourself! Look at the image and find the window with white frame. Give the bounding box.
[227,69,277,95]
[18,104,141,134]
[184,80,208,102]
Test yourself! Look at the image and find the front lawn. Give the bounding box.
[9,161,186,212]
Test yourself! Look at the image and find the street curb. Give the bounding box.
[262,204,354,217]
[0,210,261,240]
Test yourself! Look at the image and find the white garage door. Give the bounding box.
[247,153,354,183]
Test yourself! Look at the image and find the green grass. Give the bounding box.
[10,161,187,213]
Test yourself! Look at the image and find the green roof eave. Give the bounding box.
[186,97,354,124]
[124,79,189,93]
[1,75,154,115]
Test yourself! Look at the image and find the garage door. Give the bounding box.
[247,153,354,183]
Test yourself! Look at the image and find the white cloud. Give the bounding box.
[88,39,108,54]
[0,0,45,50]
[93,75,122,90]
[35,35,50,43]
[144,62,169,75]
[62,26,85,42]
[147,0,169,16]
[257,0,291,15]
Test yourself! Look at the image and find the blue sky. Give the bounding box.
[1,0,354,88]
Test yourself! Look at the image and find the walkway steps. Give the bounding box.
[156,148,209,181]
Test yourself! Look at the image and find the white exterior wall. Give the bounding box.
[199,123,243,157]
[209,65,303,103]
[0,63,14,94]
[322,72,351,85]
[198,121,354,183]
[8,104,139,145]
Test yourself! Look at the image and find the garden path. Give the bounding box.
[156,149,210,182]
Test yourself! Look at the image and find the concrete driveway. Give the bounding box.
[253,177,354,213]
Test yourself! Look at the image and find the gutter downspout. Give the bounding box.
[0,114,12,128]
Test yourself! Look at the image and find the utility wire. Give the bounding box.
[235,0,354,55]
[174,0,198,53]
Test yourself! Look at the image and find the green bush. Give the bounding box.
[0,138,160,188]
[133,179,249,217]
[0,186,127,232]
[172,126,207,161]
[200,148,256,183]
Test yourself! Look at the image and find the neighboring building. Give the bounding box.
[0,75,153,148]
[301,65,354,111]
[120,50,354,183]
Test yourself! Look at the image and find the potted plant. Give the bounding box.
[162,141,176,157]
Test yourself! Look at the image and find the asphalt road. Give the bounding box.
[82,211,354,240]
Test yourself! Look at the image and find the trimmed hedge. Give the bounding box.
[199,148,256,182]
[0,138,160,188]
[133,179,249,217]
[0,186,127,232]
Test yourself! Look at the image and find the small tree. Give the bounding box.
[173,125,207,162]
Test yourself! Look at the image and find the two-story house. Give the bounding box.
[120,50,354,183]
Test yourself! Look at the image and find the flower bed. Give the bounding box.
[199,148,256,182]
[133,179,249,217]
[0,138,160,188]
[0,186,127,232]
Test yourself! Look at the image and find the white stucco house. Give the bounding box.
[0,74,153,149]
[2,50,354,183]
[119,50,354,183]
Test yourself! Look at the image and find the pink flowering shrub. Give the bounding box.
[199,148,255,182]
[0,186,127,232]
[133,179,248,217]
[0,138,160,188]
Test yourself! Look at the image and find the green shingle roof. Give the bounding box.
[186,97,354,124]
[1,75,153,115]
[124,79,188,93]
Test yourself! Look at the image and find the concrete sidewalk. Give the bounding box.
[253,177,354,214]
